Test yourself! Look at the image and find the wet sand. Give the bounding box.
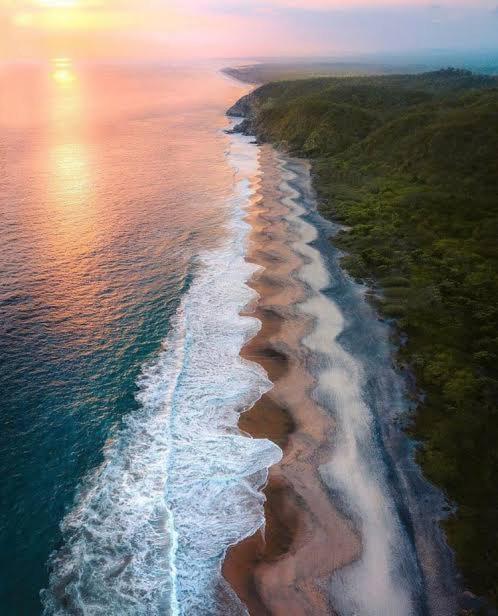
[222,146,360,615]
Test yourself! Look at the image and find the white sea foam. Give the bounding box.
[279,159,421,616]
[42,127,282,615]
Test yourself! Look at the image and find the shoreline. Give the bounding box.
[222,108,460,614]
[223,145,360,614]
[225,69,498,613]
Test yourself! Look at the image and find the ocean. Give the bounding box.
[0,61,280,614]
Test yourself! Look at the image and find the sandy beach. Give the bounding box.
[222,146,360,615]
[220,126,461,616]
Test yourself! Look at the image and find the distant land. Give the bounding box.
[223,50,498,84]
[227,66,498,612]
[222,62,429,84]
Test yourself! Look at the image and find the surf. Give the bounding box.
[41,125,282,616]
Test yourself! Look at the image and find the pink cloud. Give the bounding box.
[1,0,497,60]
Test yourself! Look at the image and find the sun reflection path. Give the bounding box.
[50,58,80,131]
[46,58,97,258]
[30,58,111,337]
[52,57,76,85]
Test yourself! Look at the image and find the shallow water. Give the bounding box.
[0,62,278,614]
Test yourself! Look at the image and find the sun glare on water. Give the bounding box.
[51,58,76,85]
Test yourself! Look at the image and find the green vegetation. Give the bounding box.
[235,69,498,606]
[222,61,427,84]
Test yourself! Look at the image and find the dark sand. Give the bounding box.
[222,146,360,615]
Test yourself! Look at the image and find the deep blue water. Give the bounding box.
[0,62,250,614]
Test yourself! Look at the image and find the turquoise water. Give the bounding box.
[0,63,263,614]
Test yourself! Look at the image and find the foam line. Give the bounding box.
[42,124,282,616]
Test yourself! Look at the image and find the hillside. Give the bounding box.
[228,69,498,609]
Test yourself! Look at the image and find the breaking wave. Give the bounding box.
[41,127,282,615]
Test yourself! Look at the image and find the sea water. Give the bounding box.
[0,62,279,615]
[0,61,456,616]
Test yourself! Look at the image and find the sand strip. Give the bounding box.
[222,146,360,615]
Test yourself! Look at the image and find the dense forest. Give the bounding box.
[229,69,498,608]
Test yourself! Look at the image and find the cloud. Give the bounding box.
[1,0,498,60]
[205,0,496,9]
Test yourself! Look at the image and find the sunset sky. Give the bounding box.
[1,0,498,60]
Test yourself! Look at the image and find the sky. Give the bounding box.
[1,0,498,61]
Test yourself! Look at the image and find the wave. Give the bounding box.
[41,125,282,615]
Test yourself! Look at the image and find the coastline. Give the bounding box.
[223,145,359,614]
[222,96,460,614]
[225,69,498,613]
